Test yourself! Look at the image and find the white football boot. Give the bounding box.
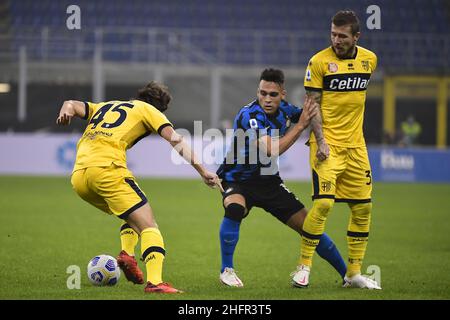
[291,265,310,288]
[343,274,381,290]
[220,267,244,287]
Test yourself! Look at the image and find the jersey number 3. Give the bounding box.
[89,103,134,129]
[365,170,372,185]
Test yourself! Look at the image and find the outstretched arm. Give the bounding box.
[306,90,329,161]
[159,125,223,191]
[259,95,318,157]
[56,100,86,125]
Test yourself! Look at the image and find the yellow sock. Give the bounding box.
[299,198,334,267]
[346,203,372,277]
[141,227,165,285]
[300,234,320,267]
[120,222,139,256]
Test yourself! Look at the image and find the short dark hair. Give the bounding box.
[259,68,285,86]
[332,10,360,35]
[136,81,172,112]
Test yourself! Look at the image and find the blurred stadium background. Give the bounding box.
[1,0,450,300]
[0,0,449,180]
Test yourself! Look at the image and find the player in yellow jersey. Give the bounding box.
[291,11,381,289]
[56,81,222,294]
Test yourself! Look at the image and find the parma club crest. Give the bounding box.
[321,181,332,192]
[361,60,370,71]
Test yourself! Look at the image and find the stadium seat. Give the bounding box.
[6,0,450,68]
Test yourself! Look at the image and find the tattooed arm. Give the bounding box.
[306,90,329,161]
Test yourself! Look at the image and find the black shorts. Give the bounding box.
[221,176,305,224]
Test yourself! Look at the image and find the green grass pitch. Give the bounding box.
[1,176,449,300]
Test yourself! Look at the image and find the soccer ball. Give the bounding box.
[87,254,121,286]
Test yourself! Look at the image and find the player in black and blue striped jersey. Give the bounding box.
[217,98,302,181]
[216,68,347,287]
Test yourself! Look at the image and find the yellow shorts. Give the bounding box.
[71,164,148,219]
[309,143,372,203]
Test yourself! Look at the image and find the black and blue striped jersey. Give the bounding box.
[217,100,302,182]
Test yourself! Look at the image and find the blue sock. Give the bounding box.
[316,233,347,279]
[219,217,241,273]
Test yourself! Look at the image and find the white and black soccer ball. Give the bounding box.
[87,254,121,286]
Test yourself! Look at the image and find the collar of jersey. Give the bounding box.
[331,46,359,60]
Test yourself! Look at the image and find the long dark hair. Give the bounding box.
[136,81,172,112]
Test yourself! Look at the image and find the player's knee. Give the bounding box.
[126,203,157,233]
[313,198,335,217]
[349,202,372,224]
[224,203,246,222]
[350,202,372,217]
